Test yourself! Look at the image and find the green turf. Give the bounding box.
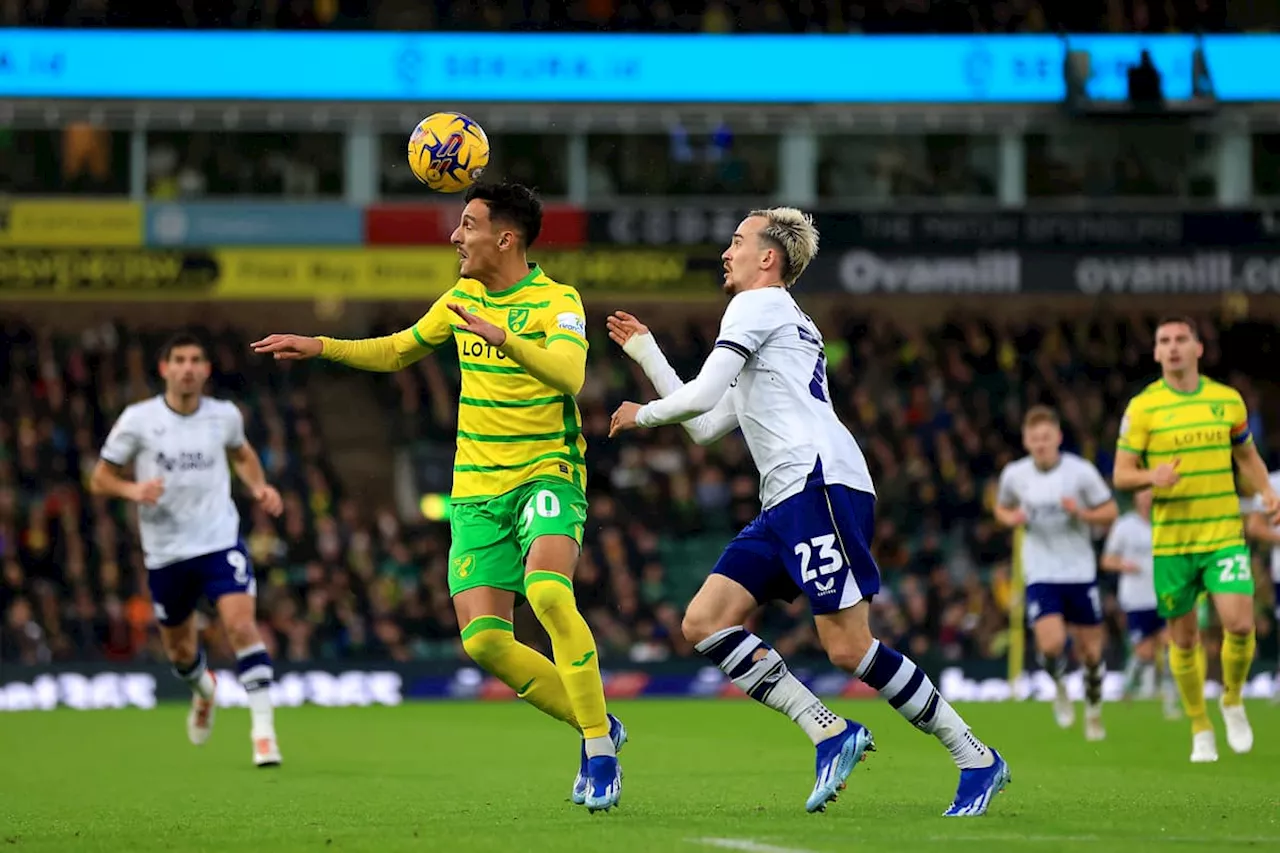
[2,699,1278,853]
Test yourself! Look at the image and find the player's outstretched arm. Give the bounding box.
[608,311,738,445]
[88,460,163,505]
[228,443,283,517]
[635,347,744,427]
[252,327,430,373]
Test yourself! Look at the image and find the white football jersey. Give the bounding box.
[996,453,1112,584]
[1240,470,1280,582]
[100,396,245,569]
[1102,511,1157,612]
[715,287,874,509]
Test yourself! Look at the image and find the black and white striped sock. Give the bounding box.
[696,626,847,745]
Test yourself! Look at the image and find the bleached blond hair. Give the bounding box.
[748,207,820,287]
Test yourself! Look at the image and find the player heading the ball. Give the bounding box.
[608,208,1009,817]
[252,181,624,812]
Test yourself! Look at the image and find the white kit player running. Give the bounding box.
[608,208,1009,818]
[1101,488,1180,718]
[1243,468,1280,703]
[89,333,284,766]
[995,406,1118,740]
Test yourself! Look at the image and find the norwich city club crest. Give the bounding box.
[507,308,529,334]
[451,554,475,579]
[1210,403,1224,420]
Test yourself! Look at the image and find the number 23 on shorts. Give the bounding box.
[1212,550,1253,590]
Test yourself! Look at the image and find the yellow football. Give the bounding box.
[407,112,490,193]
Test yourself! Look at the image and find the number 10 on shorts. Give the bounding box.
[521,489,562,529]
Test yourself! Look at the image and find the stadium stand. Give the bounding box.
[3,310,1275,669]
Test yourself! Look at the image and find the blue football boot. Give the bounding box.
[805,720,875,813]
[943,749,1011,817]
[571,713,627,806]
[583,754,622,813]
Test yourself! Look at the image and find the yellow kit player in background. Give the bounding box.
[1112,316,1280,763]
[252,182,624,811]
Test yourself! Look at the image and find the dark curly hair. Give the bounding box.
[464,180,543,248]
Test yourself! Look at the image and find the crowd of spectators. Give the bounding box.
[3,309,1277,672]
[3,0,1261,35]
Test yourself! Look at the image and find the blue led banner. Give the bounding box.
[145,202,363,247]
[0,30,1273,103]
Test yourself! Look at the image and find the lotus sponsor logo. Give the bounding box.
[836,249,1021,294]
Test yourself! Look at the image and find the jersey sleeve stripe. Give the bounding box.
[715,339,751,359]
[459,362,527,376]
[1115,442,1141,454]
[458,395,563,409]
[410,325,437,350]
[546,333,587,350]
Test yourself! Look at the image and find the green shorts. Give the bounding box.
[1153,544,1254,619]
[447,479,587,598]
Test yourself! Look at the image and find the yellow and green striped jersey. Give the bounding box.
[403,264,588,502]
[1116,376,1252,556]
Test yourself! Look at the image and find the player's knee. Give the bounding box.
[164,633,198,665]
[525,577,577,631]
[824,631,874,673]
[1221,615,1254,636]
[223,619,261,652]
[461,629,510,670]
[680,608,724,646]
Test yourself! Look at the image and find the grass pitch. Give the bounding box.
[2,699,1278,853]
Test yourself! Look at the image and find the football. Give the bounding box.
[407,111,490,193]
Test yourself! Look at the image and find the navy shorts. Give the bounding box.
[1025,581,1102,627]
[1126,608,1164,643]
[147,542,256,627]
[711,483,881,615]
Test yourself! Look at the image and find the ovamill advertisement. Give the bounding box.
[810,249,1280,295]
